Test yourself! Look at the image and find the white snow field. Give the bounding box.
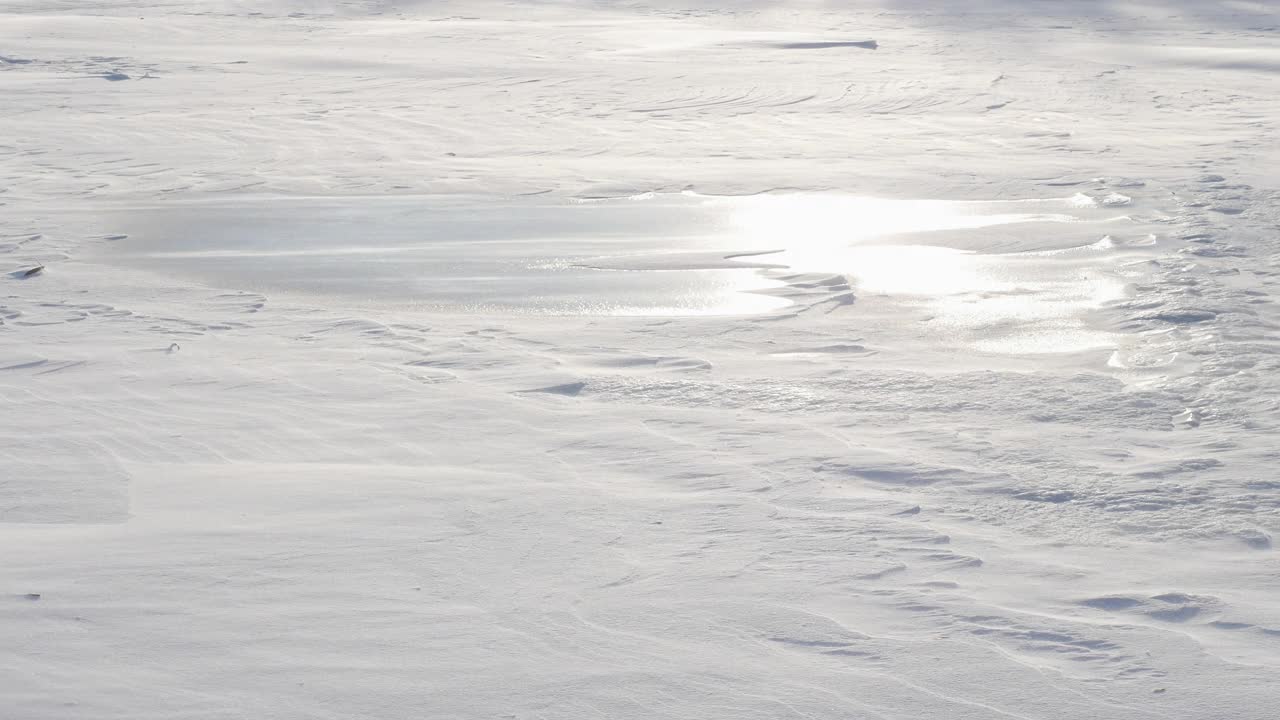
[3,0,1280,717]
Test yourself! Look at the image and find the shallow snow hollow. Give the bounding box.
[102,191,1155,352]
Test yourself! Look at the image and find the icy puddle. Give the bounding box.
[105,192,1158,350]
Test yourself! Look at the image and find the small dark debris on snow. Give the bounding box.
[20,265,44,278]
[23,593,41,601]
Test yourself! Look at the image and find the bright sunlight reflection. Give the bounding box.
[714,193,1135,353]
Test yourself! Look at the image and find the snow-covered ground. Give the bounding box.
[3,1,1280,717]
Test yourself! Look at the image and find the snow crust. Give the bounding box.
[2,1,1279,717]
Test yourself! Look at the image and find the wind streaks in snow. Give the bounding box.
[2,1,1280,718]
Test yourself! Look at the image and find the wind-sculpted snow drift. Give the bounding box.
[2,1,1279,718]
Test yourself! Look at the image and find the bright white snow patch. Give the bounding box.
[2,1,1279,718]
